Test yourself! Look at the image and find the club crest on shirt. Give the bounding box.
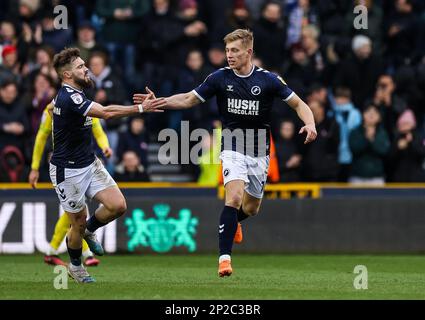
[251,86,261,95]
[70,93,83,104]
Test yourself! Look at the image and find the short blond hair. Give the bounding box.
[223,29,253,49]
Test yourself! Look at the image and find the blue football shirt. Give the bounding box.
[193,65,294,156]
[50,84,95,168]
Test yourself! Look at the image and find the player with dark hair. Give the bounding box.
[51,48,165,283]
[29,101,112,267]
[134,29,317,277]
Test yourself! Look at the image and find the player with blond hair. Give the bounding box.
[134,29,317,277]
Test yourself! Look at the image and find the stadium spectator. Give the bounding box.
[177,49,215,129]
[117,116,149,169]
[370,74,407,140]
[306,83,330,111]
[177,0,208,64]
[0,20,19,53]
[333,35,384,109]
[348,104,390,185]
[15,0,42,24]
[286,0,319,48]
[302,100,340,182]
[72,20,107,63]
[197,0,233,43]
[87,51,127,106]
[252,1,286,70]
[343,0,384,54]
[207,42,227,69]
[229,0,253,29]
[329,87,362,182]
[39,10,73,53]
[136,0,183,100]
[23,72,56,139]
[113,150,149,182]
[1,19,33,68]
[0,45,21,84]
[209,0,253,44]
[0,145,27,182]
[300,25,328,81]
[95,0,149,82]
[275,119,302,182]
[314,0,351,44]
[25,45,59,86]
[393,65,424,119]
[87,50,128,171]
[282,42,318,96]
[385,0,422,68]
[0,80,28,153]
[388,109,425,182]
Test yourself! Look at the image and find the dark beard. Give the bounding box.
[74,76,94,89]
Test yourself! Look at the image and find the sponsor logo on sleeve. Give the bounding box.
[70,93,83,104]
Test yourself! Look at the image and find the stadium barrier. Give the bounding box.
[1,184,425,254]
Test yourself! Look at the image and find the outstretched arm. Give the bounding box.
[287,93,317,144]
[87,94,166,120]
[133,87,201,110]
[163,91,201,109]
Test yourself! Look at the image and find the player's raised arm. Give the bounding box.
[87,96,166,120]
[133,87,201,110]
[286,93,317,144]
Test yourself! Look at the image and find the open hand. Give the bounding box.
[29,169,39,189]
[138,93,166,113]
[103,147,113,159]
[299,124,317,144]
[133,86,157,105]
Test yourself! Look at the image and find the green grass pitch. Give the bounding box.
[1,254,425,299]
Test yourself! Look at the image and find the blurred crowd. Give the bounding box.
[1,0,425,185]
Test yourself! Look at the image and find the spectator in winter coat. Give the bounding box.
[389,109,425,182]
[349,104,390,184]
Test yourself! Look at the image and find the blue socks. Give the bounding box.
[86,214,106,233]
[66,237,82,266]
[237,207,250,222]
[219,206,238,256]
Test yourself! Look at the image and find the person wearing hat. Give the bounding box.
[0,45,21,84]
[333,34,384,110]
[1,45,17,63]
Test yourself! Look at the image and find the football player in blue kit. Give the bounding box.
[51,48,166,283]
[134,29,317,277]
